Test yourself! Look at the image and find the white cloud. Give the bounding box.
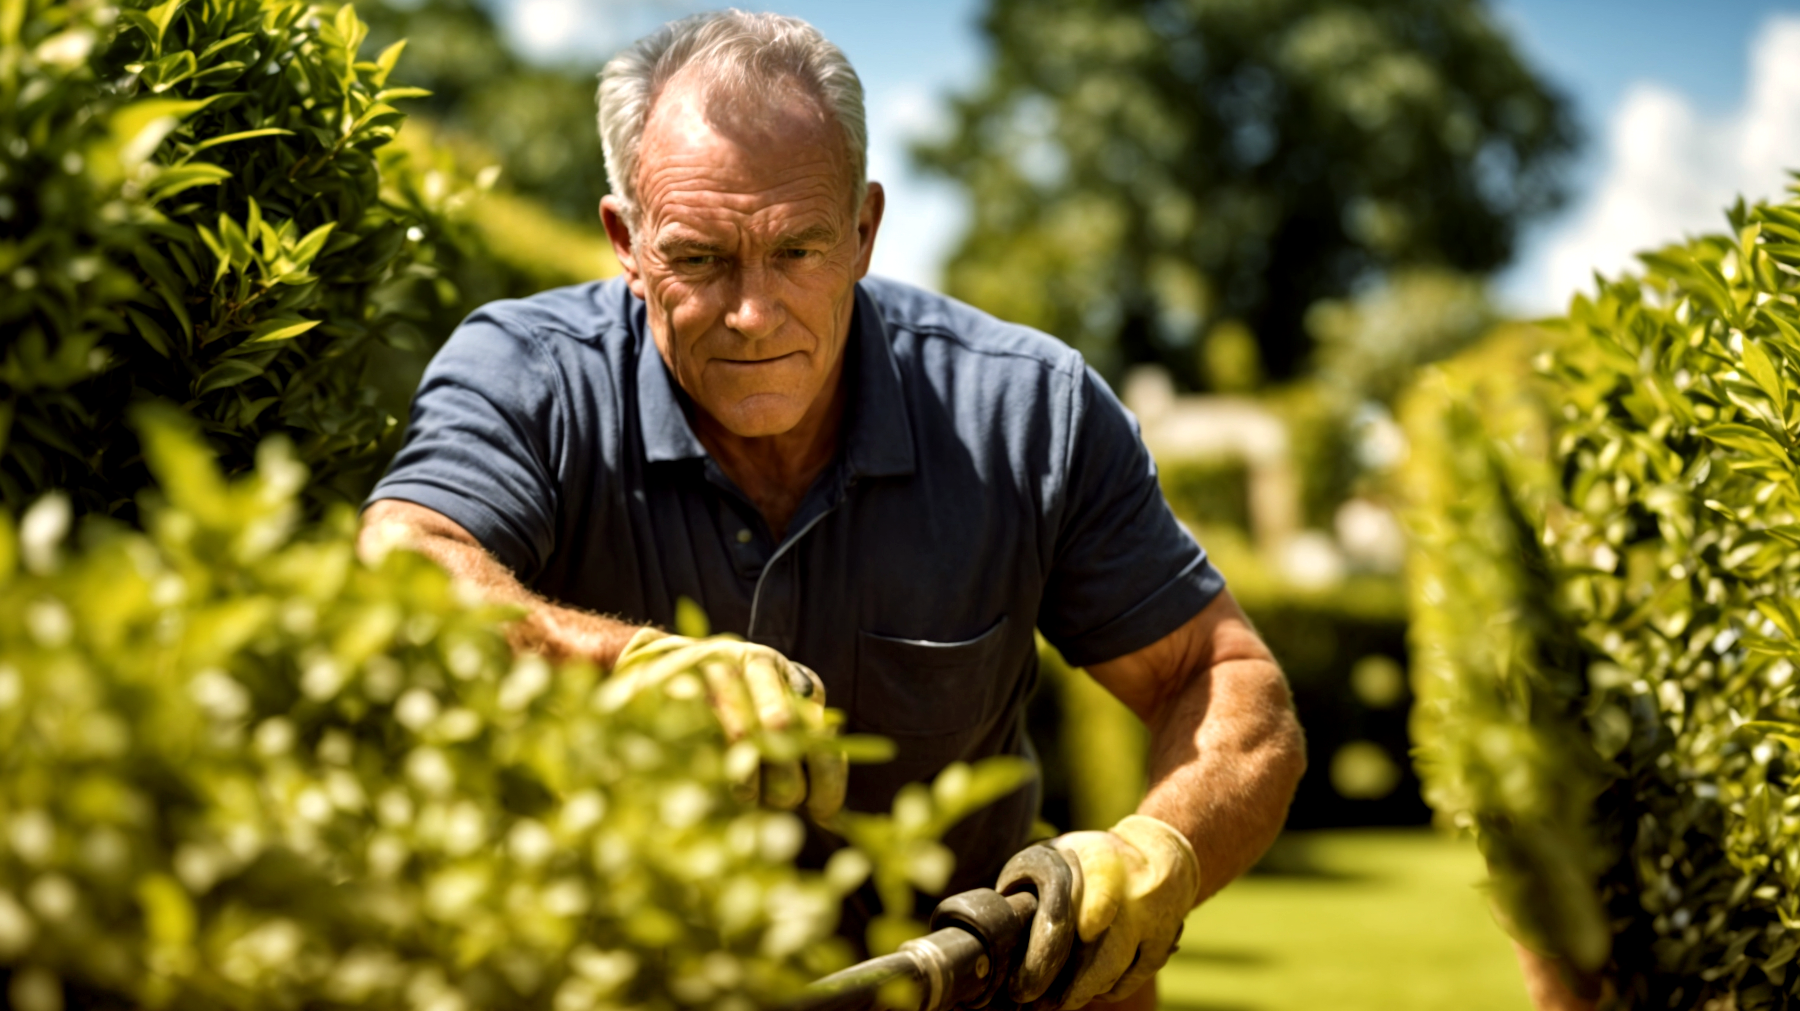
[507,0,584,62]
[501,0,700,65]
[1505,14,1800,314]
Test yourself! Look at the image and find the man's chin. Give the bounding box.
[705,395,808,439]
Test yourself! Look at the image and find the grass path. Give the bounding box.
[1158,829,1533,1011]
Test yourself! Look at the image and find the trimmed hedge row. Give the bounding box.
[1404,186,1800,1007]
[0,409,1023,1009]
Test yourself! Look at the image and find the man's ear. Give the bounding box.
[852,181,886,281]
[601,195,645,297]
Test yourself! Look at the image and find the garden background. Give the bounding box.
[8,0,1800,1008]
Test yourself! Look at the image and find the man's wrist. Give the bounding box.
[509,605,646,669]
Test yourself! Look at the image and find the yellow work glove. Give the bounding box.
[610,629,848,821]
[1050,814,1202,1007]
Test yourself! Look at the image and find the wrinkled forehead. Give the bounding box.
[635,69,856,216]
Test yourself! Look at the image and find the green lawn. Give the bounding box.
[1159,829,1532,1011]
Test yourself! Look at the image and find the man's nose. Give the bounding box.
[724,264,786,339]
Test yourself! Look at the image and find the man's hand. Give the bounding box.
[1048,815,1200,1007]
[610,628,848,821]
[1002,592,1301,1008]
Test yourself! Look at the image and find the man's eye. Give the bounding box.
[778,248,819,261]
[677,255,717,268]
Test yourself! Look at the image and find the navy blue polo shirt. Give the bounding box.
[369,275,1224,893]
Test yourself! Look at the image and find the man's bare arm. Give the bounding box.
[1085,589,1306,902]
[359,499,643,667]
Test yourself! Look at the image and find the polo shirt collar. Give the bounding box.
[633,282,916,478]
[635,304,709,463]
[843,283,916,478]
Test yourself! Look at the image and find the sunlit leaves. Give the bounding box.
[0,415,1007,1008]
[1,0,450,517]
[1404,179,1800,1005]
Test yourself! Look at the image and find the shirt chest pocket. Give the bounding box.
[852,616,1011,751]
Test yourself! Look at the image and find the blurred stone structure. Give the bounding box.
[1122,365,1407,587]
[1122,366,1299,553]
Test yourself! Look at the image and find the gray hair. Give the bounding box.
[597,9,868,227]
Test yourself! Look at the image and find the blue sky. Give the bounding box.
[497,0,1800,313]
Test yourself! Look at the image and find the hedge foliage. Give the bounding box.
[0,408,1025,1010]
[2,0,464,515]
[2,5,1035,1007]
[1404,182,1800,1008]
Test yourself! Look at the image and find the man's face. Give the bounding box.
[602,73,884,439]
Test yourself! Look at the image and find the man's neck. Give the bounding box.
[690,352,849,542]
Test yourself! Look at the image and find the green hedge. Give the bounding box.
[0,407,1026,1009]
[1,4,1037,1007]
[1403,186,1800,1007]
[2,0,463,514]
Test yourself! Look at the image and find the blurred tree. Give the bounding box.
[360,0,609,225]
[915,0,1577,386]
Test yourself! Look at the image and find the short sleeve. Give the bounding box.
[366,311,565,579]
[1037,366,1225,667]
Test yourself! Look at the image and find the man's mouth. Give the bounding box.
[717,350,804,366]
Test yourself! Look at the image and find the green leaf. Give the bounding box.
[245,316,321,345]
[345,102,401,138]
[1740,720,1800,753]
[122,0,185,53]
[142,49,198,93]
[104,97,214,175]
[1757,600,1800,641]
[218,214,254,269]
[147,163,231,202]
[673,596,710,638]
[374,86,432,103]
[256,220,281,262]
[838,735,898,763]
[373,39,406,85]
[290,223,336,268]
[187,60,247,86]
[1701,422,1786,459]
[1740,337,1787,425]
[187,128,294,153]
[194,359,264,394]
[195,224,229,282]
[197,31,254,62]
[332,4,368,65]
[125,308,174,358]
[118,10,164,49]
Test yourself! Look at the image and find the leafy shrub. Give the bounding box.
[0,408,1026,1010]
[1403,186,1800,1007]
[357,0,611,227]
[363,122,621,437]
[1,0,462,515]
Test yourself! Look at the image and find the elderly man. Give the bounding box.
[362,9,1303,1009]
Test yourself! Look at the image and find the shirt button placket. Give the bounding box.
[749,552,799,656]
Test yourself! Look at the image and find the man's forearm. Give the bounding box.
[360,500,643,667]
[1136,655,1305,903]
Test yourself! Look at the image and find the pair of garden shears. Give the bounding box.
[786,845,1080,1011]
